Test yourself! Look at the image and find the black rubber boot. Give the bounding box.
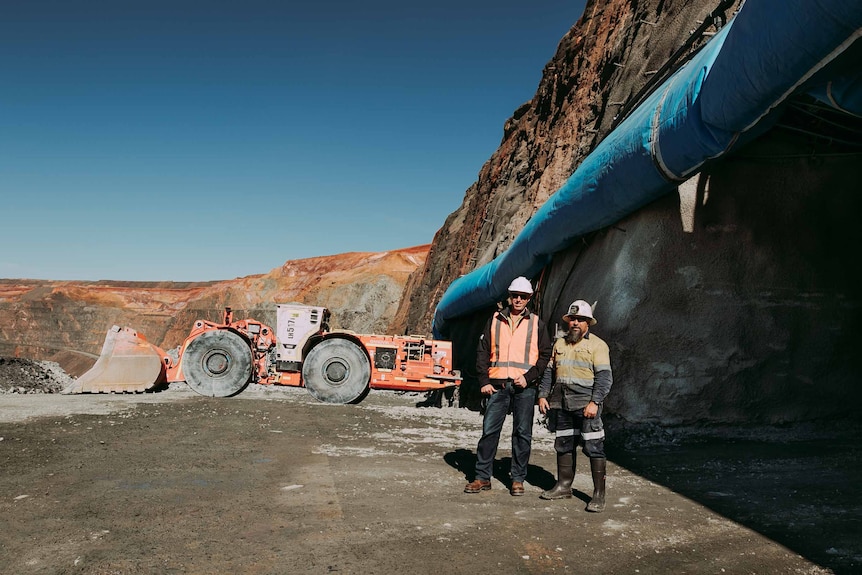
[586,457,606,512]
[540,452,575,500]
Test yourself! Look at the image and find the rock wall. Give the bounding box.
[395,0,740,332]
[395,0,862,423]
[544,131,862,424]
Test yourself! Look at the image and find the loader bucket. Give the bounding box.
[62,325,169,394]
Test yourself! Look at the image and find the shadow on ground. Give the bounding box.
[604,417,862,575]
[443,416,862,573]
[444,448,589,503]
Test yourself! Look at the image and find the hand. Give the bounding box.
[513,373,527,389]
[583,401,598,419]
[538,398,549,415]
[481,384,496,396]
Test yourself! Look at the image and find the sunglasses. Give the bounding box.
[509,293,531,301]
[570,316,589,323]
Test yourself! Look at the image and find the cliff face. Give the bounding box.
[0,245,428,376]
[396,0,739,332]
[396,0,862,424]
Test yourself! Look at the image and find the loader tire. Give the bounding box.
[183,330,253,397]
[302,338,370,404]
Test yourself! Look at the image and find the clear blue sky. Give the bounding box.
[1,0,585,281]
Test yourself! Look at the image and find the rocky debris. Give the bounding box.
[0,356,74,394]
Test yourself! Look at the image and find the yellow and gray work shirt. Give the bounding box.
[538,332,613,411]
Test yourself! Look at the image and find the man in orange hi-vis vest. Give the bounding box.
[464,276,552,496]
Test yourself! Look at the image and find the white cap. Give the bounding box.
[507,276,534,295]
[563,300,597,325]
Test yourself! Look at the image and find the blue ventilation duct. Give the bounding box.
[433,0,862,338]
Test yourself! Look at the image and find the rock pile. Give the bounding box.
[0,357,74,394]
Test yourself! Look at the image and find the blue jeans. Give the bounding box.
[474,382,537,482]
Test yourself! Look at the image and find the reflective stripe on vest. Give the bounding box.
[488,313,539,379]
[556,357,595,388]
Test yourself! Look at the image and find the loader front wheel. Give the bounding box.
[183,330,253,397]
[302,338,370,404]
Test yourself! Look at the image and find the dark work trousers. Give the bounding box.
[550,406,606,458]
[474,381,537,482]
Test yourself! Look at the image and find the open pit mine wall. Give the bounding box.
[0,248,427,377]
[395,0,862,424]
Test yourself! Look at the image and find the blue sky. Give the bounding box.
[1,0,585,281]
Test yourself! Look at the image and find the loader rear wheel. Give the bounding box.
[183,330,253,397]
[302,338,370,404]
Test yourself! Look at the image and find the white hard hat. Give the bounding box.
[507,276,534,295]
[563,300,597,325]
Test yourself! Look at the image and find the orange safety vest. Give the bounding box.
[488,312,540,380]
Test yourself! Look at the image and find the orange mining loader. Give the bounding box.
[63,304,461,404]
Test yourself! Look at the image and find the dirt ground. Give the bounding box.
[1,380,860,575]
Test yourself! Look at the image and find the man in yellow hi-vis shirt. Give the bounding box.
[538,299,613,512]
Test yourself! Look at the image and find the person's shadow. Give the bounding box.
[444,448,590,503]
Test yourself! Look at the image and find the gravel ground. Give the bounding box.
[1,363,860,574]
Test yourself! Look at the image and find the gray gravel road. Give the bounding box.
[1,385,858,574]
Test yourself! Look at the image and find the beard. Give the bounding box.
[564,326,583,345]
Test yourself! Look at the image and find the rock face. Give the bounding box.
[395,0,862,424]
[0,245,428,376]
[396,0,743,332]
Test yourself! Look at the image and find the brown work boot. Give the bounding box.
[464,479,491,493]
[510,481,525,496]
